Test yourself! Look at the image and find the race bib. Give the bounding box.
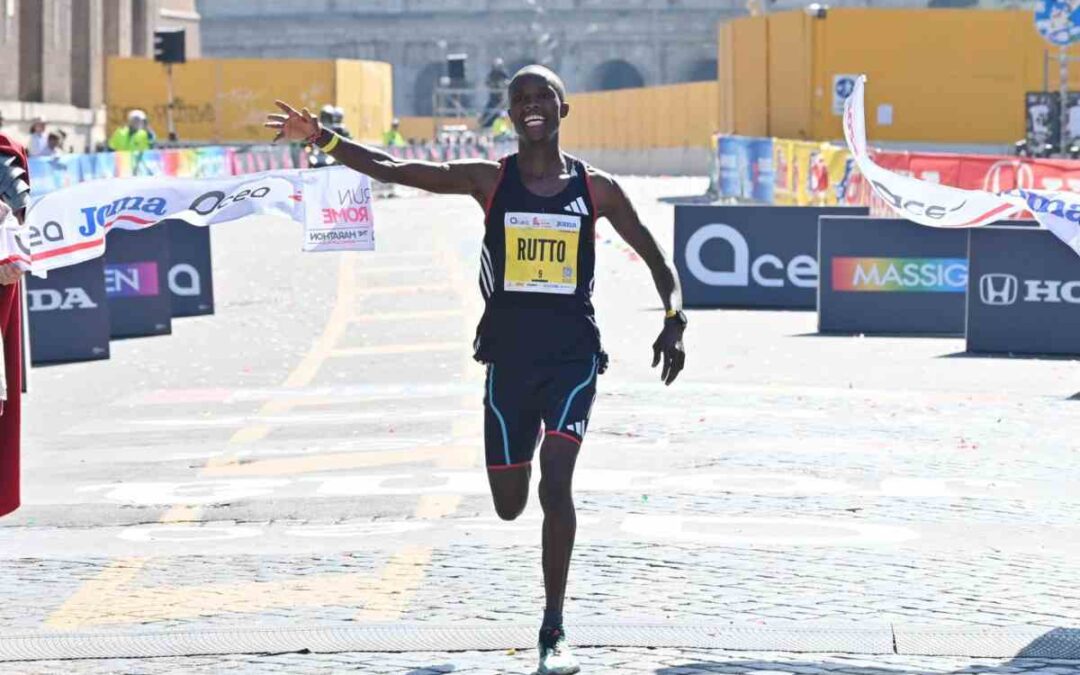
[504,211,580,294]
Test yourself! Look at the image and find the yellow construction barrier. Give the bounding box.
[107,57,392,144]
[719,8,1080,145]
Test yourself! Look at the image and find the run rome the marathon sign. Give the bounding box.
[104,225,172,338]
[25,257,110,364]
[818,217,969,335]
[674,205,867,309]
[967,225,1080,356]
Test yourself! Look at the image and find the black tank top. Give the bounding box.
[473,154,603,364]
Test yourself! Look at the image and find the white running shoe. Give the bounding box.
[537,627,580,675]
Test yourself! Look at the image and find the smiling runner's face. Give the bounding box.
[508,75,566,145]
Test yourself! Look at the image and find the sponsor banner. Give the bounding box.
[675,205,867,309]
[14,165,377,275]
[750,137,775,203]
[167,220,214,316]
[717,135,753,200]
[773,139,796,205]
[195,147,231,178]
[843,76,1080,256]
[105,225,172,338]
[26,257,110,364]
[302,168,375,253]
[27,155,81,196]
[818,217,969,335]
[967,225,1080,356]
[18,170,306,274]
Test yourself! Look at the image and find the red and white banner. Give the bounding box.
[843,76,1080,256]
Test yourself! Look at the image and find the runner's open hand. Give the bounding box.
[651,318,686,386]
[264,101,319,143]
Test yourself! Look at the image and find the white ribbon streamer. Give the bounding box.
[843,76,1080,257]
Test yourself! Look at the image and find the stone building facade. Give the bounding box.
[198,0,738,116]
[0,0,201,152]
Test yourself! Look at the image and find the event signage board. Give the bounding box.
[166,220,214,317]
[818,217,969,335]
[675,205,867,309]
[25,258,110,364]
[104,225,172,338]
[967,225,1080,356]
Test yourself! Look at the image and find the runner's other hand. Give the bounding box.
[651,318,686,386]
[264,101,319,144]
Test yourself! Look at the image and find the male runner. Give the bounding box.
[266,65,687,674]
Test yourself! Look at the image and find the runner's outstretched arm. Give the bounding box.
[265,100,499,202]
[589,169,687,385]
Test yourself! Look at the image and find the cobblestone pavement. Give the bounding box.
[4,178,1080,673]
[11,650,1080,674]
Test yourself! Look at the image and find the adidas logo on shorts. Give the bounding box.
[563,197,588,216]
[565,420,586,436]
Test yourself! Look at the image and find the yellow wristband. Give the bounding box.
[320,133,341,153]
[665,308,678,318]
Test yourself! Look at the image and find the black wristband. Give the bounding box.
[664,310,688,328]
[315,127,335,148]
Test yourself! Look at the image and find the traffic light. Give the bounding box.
[153,29,186,64]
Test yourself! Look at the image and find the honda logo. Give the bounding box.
[979,274,1018,306]
[981,161,1035,193]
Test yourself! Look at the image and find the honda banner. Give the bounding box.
[675,205,867,309]
[817,217,969,335]
[26,257,110,364]
[967,225,1080,356]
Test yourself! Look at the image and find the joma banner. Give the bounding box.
[6,166,375,274]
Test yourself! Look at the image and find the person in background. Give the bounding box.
[45,130,66,156]
[480,57,510,128]
[491,110,513,141]
[0,112,5,131]
[331,106,352,139]
[27,118,49,157]
[382,118,406,148]
[108,110,154,152]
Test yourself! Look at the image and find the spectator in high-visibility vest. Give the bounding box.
[491,111,513,140]
[108,110,155,152]
[382,118,406,148]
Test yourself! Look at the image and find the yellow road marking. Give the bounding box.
[350,309,464,322]
[359,283,450,296]
[202,445,475,477]
[331,342,461,357]
[353,546,433,621]
[159,505,203,523]
[414,494,462,519]
[49,232,479,629]
[45,558,149,629]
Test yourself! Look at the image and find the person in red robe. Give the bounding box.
[0,134,28,518]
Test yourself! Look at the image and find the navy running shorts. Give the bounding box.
[483,355,600,470]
